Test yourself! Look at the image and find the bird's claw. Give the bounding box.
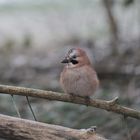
[85,96,90,106]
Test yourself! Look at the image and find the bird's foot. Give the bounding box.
[69,93,75,101]
[85,96,90,106]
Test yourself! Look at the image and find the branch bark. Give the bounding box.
[0,84,140,119]
[0,114,107,140]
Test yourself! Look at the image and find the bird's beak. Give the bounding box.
[61,57,69,63]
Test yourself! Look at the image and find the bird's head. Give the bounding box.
[61,48,91,68]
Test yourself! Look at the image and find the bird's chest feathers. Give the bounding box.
[63,68,81,83]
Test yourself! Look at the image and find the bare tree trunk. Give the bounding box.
[103,0,119,54]
[0,114,107,140]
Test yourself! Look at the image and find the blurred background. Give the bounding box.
[0,0,140,139]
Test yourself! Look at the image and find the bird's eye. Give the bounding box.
[72,55,76,59]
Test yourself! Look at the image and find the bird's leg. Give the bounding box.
[85,96,90,106]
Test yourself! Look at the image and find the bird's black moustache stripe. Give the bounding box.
[71,59,78,65]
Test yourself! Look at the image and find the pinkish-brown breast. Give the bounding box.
[60,65,99,97]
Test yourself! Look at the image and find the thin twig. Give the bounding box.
[122,116,132,140]
[0,84,139,119]
[11,95,21,118]
[26,96,37,121]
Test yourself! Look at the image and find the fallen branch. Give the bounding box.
[0,114,108,140]
[0,84,140,119]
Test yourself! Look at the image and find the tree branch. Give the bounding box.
[0,84,140,119]
[0,114,107,140]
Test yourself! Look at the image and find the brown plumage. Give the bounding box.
[60,48,99,97]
